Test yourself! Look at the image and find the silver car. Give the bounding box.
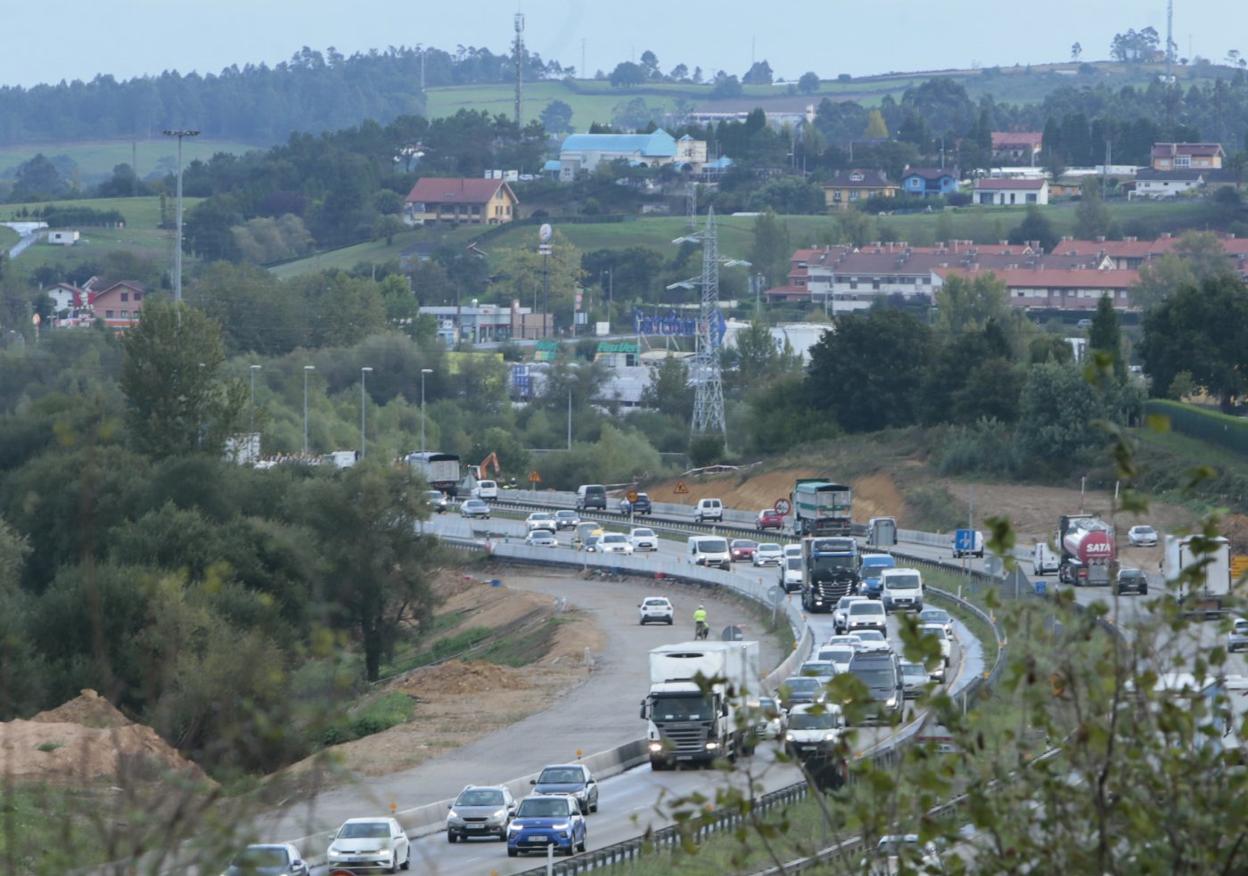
[1229,618,1248,653]
[899,660,928,700]
[553,509,581,530]
[1128,524,1159,547]
[447,785,517,842]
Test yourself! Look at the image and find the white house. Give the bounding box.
[47,229,79,246]
[1132,169,1208,199]
[973,178,1049,206]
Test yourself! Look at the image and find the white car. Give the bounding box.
[525,511,557,533]
[553,509,581,530]
[846,600,887,635]
[525,530,557,548]
[832,596,866,635]
[780,556,803,592]
[459,498,490,519]
[1227,618,1248,653]
[629,527,658,552]
[694,497,723,523]
[852,629,892,653]
[753,543,784,566]
[824,634,863,651]
[751,696,786,740]
[815,644,857,675]
[919,622,952,678]
[783,544,803,560]
[918,607,953,637]
[473,480,499,501]
[597,532,634,555]
[1128,524,1159,547]
[639,596,674,625]
[326,817,410,872]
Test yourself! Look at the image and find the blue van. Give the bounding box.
[859,553,896,599]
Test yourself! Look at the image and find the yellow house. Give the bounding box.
[404,178,519,226]
[822,169,898,211]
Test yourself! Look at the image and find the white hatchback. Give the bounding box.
[327,817,410,872]
[597,533,634,555]
[753,543,784,566]
[629,527,658,551]
[639,596,674,625]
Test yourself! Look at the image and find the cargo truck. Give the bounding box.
[1058,514,1116,586]
[641,641,760,769]
[800,536,859,612]
[792,480,853,536]
[406,451,462,497]
[1164,535,1232,619]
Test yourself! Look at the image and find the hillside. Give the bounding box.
[0,139,257,187]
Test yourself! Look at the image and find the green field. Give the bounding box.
[269,231,426,279]
[0,139,259,185]
[0,224,17,250]
[0,195,199,229]
[12,226,175,274]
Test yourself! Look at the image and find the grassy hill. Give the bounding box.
[0,224,18,250]
[426,62,1236,130]
[0,139,259,186]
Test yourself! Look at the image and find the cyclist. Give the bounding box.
[693,604,708,639]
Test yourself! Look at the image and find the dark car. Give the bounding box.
[223,844,308,876]
[846,652,904,725]
[757,508,785,531]
[1116,567,1149,595]
[619,492,652,515]
[575,484,607,512]
[531,764,599,814]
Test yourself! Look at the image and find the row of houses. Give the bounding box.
[766,233,1248,313]
[44,277,147,329]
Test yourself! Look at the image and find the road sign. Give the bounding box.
[528,470,542,483]
[721,624,744,641]
[626,490,639,503]
[774,498,791,515]
[1232,555,1248,580]
[674,481,689,494]
[539,223,553,243]
[767,585,785,606]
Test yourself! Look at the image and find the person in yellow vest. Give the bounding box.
[693,604,708,639]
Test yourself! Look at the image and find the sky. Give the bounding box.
[2,0,1245,88]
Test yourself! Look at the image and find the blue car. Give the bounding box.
[859,553,896,599]
[506,795,587,857]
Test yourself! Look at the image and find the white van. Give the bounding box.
[472,480,499,501]
[694,498,723,523]
[687,535,731,570]
[880,568,924,612]
[1033,542,1060,575]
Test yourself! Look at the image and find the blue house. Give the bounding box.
[900,167,960,197]
[557,130,678,181]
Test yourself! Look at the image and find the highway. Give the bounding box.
[296,511,975,876]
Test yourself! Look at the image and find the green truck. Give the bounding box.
[792,479,853,536]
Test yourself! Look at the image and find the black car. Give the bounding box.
[1116,567,1148,595]
[846,652,904,725]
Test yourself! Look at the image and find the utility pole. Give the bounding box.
[513,12,525,130]
[360,366,374,459]
[162,129,199,312]
[248,364,261,436]
[302,365,315,454]
[567,386,572,450]
[420,368,433,451]
[581,38,586,80]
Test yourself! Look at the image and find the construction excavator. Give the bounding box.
[474,451,502,480]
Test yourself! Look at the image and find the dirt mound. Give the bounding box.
[852,473,907,521]
[31,689,131,729]
[393,659,532,698]
[645,468,823,510]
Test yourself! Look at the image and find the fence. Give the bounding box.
[1145,399,1248,456]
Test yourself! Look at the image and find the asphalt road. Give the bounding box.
[298,513,970,876]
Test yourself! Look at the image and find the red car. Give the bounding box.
[730,538,759,561]
[757,508,785,531]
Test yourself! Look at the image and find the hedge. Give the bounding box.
[1144,399,1248,455]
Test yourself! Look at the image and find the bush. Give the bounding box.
[934,419,1017,477]
[689,434,726,467]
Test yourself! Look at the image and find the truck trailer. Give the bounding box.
[1164,534,1232,619]
[792,479,853,537]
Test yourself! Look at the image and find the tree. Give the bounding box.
[12,153,71,200]
[710,75,744,99]
[798,72,820,95]
[1141,274,1248,409]
[805,309,931,431]
[1016,362,1105,463]
[1008,206,1059,253]
[934,273,1011,335]
[749,211,791,287]
[120,300,246,459]
[540,99,574,133]
[639,356,693,422]
[864,109,889,139]
[1134,231,1234,309]
[295,462,436,681]
[670,63,689,81]
[639,50,661,79]
[742,61,774,85]
[1074,178,1113,240]
[608,61,646,87]
[1072,42,1083,61]
[1089,293,1125,380]
[493,230,584,330]
[1111,27,1161,62]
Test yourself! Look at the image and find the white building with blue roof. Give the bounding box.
[557,129,706,181]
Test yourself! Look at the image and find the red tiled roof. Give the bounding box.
[974,178,1046,190]
[405,177,515,205]
[991,131,1043,148]
[1151,142,1224,159]
[935,266,1139,289]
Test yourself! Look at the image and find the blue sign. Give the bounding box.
[954,529,977,552]
[632,309,728,347]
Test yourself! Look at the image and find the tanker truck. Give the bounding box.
[1058,514,1116,586]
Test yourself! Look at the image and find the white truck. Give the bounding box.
[1164,534,1232,619]
[641,641,760,769]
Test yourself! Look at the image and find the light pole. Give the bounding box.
[303,365,315,455]
[248,363,262,440]
[601,268,613,325]
[360,366,374,459]
[420,368,433,451]
[162,129,199,309]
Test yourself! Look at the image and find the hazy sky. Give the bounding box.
[2,0,1244,88]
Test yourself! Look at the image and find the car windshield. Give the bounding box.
[850,603,883,615]
[517,798,572,818]
[732,540,757,549]
[757,697,778,713]
[537,767,584,784]
[922,626,948,639]
[856,631,885,642]
[886,573,921,590]
[644,599,669,607]
[920,610,950,624]
[759,544,781,552]
[787,558,802,570]
[852,668,897,689]
[902,664,927,680]
[789,712,840,730]
[1235,620,1248,632]
[862,557,893,568]
[1120,570,1143,579]
[819,647,855,663]
[784,677,822,692]
[557,511,576,518]
[1135,526,1156,535]
[339,822,389,839]
[457,789,505,806]
[236,848,288,866]
[652,694,714,720]
[531,513,552,520]
[699,538,729,552]
[634,529,655,537]
[801,662,835,676]
[602,534,625,543]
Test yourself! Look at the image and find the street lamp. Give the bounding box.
[162,129,200,308]
[360,366,374,459]
[302,365,315,455]
[420,368,433,452]
[248,364,262,436]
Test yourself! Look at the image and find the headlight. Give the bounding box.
[492,808,507,820]
[508,822,522,833]
[886,696,897,708]
[447,809,462,822]
[575,789,587,798]
[785,731,796,741]
[551,821,571,830]
[824,732,837,741]
[648,742,663,752]
[705,741,719,750]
